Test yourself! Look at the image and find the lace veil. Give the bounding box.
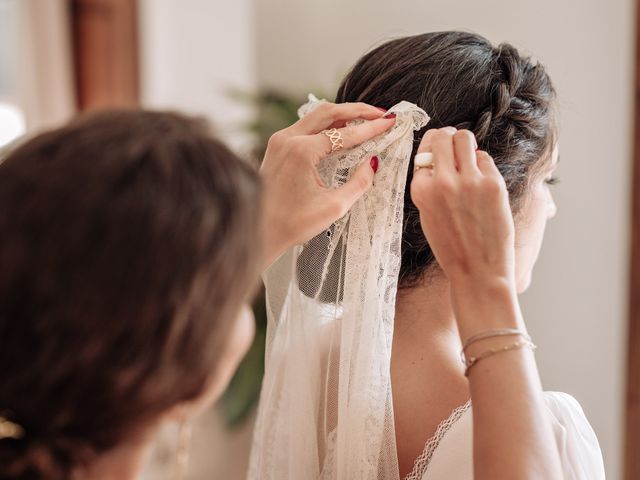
[248,95,430,479]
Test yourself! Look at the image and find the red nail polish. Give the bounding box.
[383,113,396,119]
[376,107,387,113]
[370,155,379,173]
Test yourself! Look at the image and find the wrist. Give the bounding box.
[450,275,524,342]
[262,214,291,269]
[450,273,516,298]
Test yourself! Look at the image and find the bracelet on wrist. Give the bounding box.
[463,338,537,377]
[460,327,531,364]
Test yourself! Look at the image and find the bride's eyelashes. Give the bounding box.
[545,176,560,186]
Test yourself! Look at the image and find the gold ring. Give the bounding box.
[321,128,344,153]
[413,164,435,174]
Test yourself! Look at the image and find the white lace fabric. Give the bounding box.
[403,400,472,480]
[248,95,430,480]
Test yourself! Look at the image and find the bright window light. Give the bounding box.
[0,102,26,148]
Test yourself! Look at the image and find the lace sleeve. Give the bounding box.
[544,391,606,480]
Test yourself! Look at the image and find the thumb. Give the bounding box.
[331,155,377,214]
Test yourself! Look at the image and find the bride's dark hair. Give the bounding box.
[336,31,557,287]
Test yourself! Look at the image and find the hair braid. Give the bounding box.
[336,31,558,287]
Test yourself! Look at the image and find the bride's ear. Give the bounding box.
[163,403,192,424]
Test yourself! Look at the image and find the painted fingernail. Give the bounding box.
[376,107,387,113]
[370,155,379,173]
[383,113,396,119]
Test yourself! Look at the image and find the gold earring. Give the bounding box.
[175,420,193,480]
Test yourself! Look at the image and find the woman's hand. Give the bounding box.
[411,128,563,480]
[410,128,516,288]
[410,128,520,337]
[260,102,396,267]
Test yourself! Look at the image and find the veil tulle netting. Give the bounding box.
[248,95,430,480]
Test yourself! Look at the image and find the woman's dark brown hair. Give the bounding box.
[336,31,558,287]
[0,110,261,479]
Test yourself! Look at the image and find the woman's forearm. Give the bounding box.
[451,276,563,480]
[411,127,564,478]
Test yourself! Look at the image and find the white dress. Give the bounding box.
[404,391,606,480]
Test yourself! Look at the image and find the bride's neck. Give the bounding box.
[394,274,462,361]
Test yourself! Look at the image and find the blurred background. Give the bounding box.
[0,0,636,479]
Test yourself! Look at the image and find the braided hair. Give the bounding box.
[336,31,558,287]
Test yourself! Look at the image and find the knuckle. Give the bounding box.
[453,129,476,145]
[433,131,454,145]
[341,125,357,139]
[476,153,495,172]
[421,128,441,141]
[317,102,337,118]
[284,136,307,157]
[436,175,456,194]
[460,176,480,191]
[431,130,447,142]
[476,151,494,164]
[482,176,504,194]
[267,131,287,150]
[354,102,372,113]
[417,131,434,150]
[423,129,438,140]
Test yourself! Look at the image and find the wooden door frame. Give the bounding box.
[69,0,139,110]
[626,1,640,478]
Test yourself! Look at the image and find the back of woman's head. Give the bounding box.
[0,110,261,479]
[336,31,557,287]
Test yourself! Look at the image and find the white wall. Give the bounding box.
[137,2,258,478]
[138,0,256,153]
[255,1,633,478]
[13,0,74,133]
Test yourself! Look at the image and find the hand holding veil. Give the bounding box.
[249,94,429,480]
